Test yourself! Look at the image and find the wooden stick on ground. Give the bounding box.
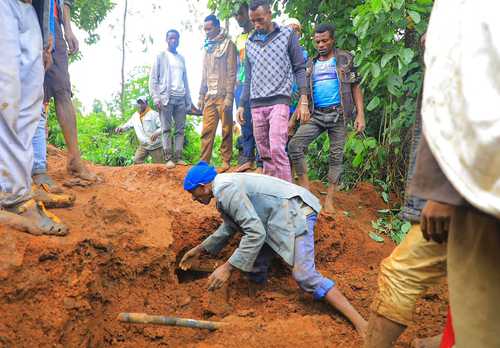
[117,312,228,331]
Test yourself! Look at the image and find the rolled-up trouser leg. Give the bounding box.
[370,224,446,326]
[448,207,500,347]
[32,111,47,175]
[0,0,44,207]
[292,213,335,300]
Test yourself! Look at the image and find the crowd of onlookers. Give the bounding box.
[119,0,365,214]
[1,1,498,347]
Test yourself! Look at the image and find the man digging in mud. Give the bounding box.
[179,162,367,337]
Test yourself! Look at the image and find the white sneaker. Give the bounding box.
[166,160,176,169]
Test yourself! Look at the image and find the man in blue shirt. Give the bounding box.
[288,23,366,213]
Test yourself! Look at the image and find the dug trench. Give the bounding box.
[0,147,447,347]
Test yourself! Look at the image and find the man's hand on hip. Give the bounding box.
[421,200,456,243]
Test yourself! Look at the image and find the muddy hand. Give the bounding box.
[179,246,202,271]
[207,262,233,291]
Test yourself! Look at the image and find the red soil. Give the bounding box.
[0,147,447,347]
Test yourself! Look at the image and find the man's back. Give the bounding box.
[213,173,321,213]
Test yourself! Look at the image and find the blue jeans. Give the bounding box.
[249,213,335,300]
[32,111,47,175]
[235,85,262,167]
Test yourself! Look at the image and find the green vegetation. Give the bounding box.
[48,0,433,244]
[206,0,432,243]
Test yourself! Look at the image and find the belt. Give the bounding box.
[315,104,342,113]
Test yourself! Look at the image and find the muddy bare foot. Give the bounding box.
[356,320,368,340]
[67,158,100,183]
[218,162,231,174]
[411,334,443,348]
[235,161,253,173]
[0,209,43,235]
[3,199,68,236]
[254,167,263,174]
[32,173,64,194]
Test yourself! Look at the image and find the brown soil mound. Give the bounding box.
[0,147,447,347]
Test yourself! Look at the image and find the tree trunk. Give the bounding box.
[120,0,128,117]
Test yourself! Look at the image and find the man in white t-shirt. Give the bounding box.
[149,29,194,169]
[115,96,164,164]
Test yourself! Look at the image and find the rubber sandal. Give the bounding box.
[32,173,64,194]
[32,184,75,208]
[8,199,69,236]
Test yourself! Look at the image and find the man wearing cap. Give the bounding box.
[180,162,367,337]
[115,97,164,164]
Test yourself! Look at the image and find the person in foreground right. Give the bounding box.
[404,1,499,346]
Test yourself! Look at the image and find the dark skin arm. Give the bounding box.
[420,200,455,243]
[352,84,366,133]
[62,4,79,55]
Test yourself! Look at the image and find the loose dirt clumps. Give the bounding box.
[0,147,447,347]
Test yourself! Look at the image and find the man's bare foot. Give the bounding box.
[67,158,98,182]
[218,162,230,173]
[411,334,443,348]
[3,199,68,236]
[32,173,64,194]
[33,185,75,209]
[324,184,337,214]
[254,167,263,174]
[176,160,188,166]
[235,161,254,173]
[356,320,368,339]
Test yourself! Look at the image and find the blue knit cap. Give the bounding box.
[183,161,217,191]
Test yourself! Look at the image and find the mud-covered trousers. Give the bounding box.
[288,108,346,184]
[0,0,44,207]
[249,213,335,300]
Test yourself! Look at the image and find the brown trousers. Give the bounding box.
[200,97,233,164]
[447,207,500,347]
[134,146,165,164]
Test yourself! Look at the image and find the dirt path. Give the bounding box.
[0,147,447,347]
